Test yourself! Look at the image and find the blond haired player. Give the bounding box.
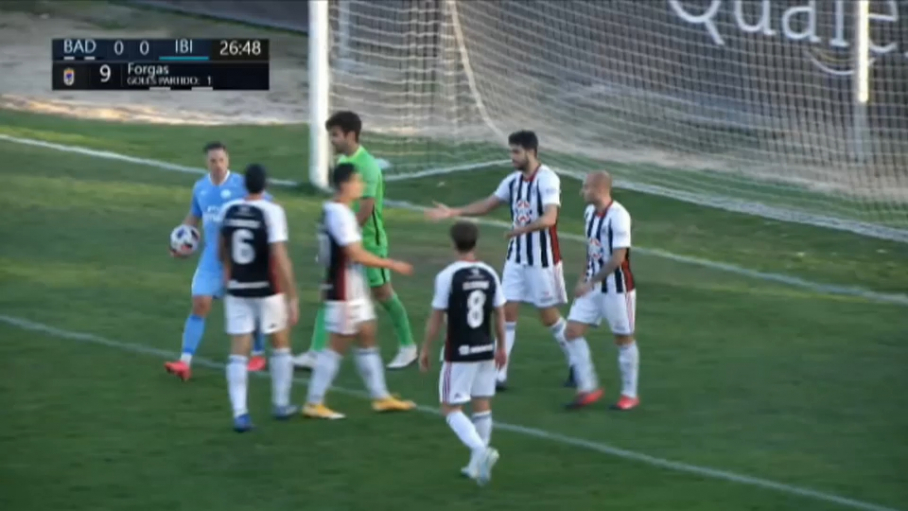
[563,171,640,411]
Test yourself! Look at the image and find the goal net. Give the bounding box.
[321,0,908,241]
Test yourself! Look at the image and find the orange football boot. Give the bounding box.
[611,395,640,411]
[247,356,267,372]
[565,388,604,409]
[164,360,191,381]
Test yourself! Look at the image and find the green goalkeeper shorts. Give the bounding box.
[364,244,391,288]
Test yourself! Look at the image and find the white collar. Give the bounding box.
[208,170,231,186]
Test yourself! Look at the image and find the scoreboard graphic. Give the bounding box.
[52,38,269,91]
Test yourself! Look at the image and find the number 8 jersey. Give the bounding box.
[432,260,506,363]
[219,198,288,297]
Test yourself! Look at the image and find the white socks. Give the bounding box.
[472,411,492,445]
[446,411,486,452]
[549,318,573,367]
[495,318,573,383]
[226,355,248,418]
[306,347,391,405]
[355,347,390,400]
[270,347,293,407]
[496,322,517,382]
[618,342,640,398]
[567,337,598,393]
[180,353,192,365]
[307,349,341,404]
[227,349,295,417]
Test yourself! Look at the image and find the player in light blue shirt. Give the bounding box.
[164,142,267,381]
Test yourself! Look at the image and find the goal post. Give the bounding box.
[309,0,908,241]
[308,0,331,191]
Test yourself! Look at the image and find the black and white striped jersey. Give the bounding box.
[493,164,562,268]
[583,200,635,294]
[317,201,369,302]
[432,260,505,363]
[219,199,288,298]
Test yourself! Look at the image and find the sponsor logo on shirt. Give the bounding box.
[588,238,604,261]
[514,200,532,226]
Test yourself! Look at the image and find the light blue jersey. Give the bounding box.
[189,172,251,297]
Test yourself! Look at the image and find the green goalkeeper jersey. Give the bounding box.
[340,146,387,250]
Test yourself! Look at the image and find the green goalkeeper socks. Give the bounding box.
[308,294,414,352]
[380,293,415,348]
[309,307,328,352]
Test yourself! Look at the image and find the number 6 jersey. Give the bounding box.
[432,260,506,363]
[219,198,289,298]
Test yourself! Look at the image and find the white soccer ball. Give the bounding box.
[170,225,200,254]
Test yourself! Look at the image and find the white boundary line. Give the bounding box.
[0,313,901,511]
[383,157,908,244]
[1,134,906,307]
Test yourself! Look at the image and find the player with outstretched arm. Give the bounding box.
[425,131,574,391]
[563,171,640,411]
[419,221,507,485]
[165,142,266,381]
[303,163,417,419]
[218,164,300,432]
[294,111,418,370]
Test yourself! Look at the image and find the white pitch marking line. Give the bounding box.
[0,134,905,306]
[0,314,901,511]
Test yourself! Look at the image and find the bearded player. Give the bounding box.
[294,111,418,370]
[563,171,640,411]
[165,142,267,380]
[425,131,574,391]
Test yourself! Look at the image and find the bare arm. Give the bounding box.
[182,214,201,228]
[494,306,506,351]
[343,242,401,270]
[422,309,445,352]
[271,242,298,300]
[453,195,504,217]
[588,248,627,285]
[355,198,375,226]
[219,232,230,270]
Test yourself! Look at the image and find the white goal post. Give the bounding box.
[309,0,908,242]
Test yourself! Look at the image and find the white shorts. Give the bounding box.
[224,294,288,336]
[324,298,376,336]
[438,360,497,405]
[567,289,636,335]
[501,260,567,308]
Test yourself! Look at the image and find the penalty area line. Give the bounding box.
[0,134,906,307]
[0,313,902,511]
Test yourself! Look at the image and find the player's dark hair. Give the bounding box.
[450,221,479,253]
[507,130,538,155]
[332,162,358,189]
[244,163,267,194]
[203,141,226,153]
[325,111,362,142]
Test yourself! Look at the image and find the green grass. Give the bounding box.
[1,109,906,293]
[0,111,907,511]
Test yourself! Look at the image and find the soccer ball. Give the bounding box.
[170,225,200,254]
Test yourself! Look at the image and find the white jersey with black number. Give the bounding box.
[432,260,506,363]
[219,199,288,298]
[584,200,634,294]
[493,164,562,268]
[317,201,369,302]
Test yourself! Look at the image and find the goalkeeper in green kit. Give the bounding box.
[293,111,419,370]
